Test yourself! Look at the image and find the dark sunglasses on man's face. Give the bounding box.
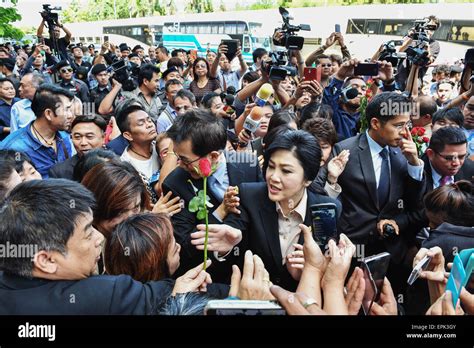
[60,68,73,73]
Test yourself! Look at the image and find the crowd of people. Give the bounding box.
[0,13,473,316]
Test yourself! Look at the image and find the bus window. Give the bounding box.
[346,19,365,34]
[449,21,474,42]
[366,20,380,34]
[380,20,411,36]
[243,35,251,53]
[237,22,246,34]
[218,23,224,34]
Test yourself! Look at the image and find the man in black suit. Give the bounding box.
[0,179,226,314]
[49,115,107,180]
[163,109,262,283]
[332,92,426,295]
[411,126,474,231]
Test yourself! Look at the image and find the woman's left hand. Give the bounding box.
[151,191,182,217]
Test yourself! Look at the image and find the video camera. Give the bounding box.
[106,59,138,92]
[405,18,436,67]
[40,4,62,27]
[273,7,310,50]
[378,40,406,70]
[262,50,298,81]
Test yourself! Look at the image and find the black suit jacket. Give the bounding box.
[410,155,474,230]
[48,154,80,180]
[162,152,262,283]
[333,133,426,264]
[225,182,341,292]
[0,272,229,315]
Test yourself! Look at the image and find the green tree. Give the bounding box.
[0,0,24,40]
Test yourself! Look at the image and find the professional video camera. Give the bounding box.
[404,19,435,67]
[378,40,406,70]
[106,59,138,92]
[40,4,62,27]
[262,50,298,81]
[273,7,310,50]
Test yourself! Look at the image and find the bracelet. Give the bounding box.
[462,93,471,101]
[340,45,347,50]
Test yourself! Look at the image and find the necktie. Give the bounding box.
[207,175,225,202]
[378,148,390,209]
[439,176,451,187]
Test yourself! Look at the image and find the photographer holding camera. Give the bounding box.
[396,15,441,91]
[37,6,72,61]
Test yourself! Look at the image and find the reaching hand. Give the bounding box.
[172,260,213,296]
[413,247,448,284]
[345,267,365,315]
[322,234,356,288]
[270,285,327,315]
[151,191,182,217]
[191,224,242,253]
[369,277,398,315]
[336,58,359,81]
[286,243,304,281]
[222,186,240,215]
[399,124,422,166]
[228,250,274,300]
[426,291,464,316]
[327,150,350,183]
[325,33,336,48]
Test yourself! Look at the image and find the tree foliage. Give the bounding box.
[0,0,24,40]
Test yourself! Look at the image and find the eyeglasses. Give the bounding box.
[175,105,192,112]
[434,151,468,162]
[320,64,332,67]
[173,152,201,166]
[60,68,73,73]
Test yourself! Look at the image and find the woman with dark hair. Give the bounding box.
[188,58,221,105]
[0,149,42,182]
[422,180,474,263]
[191,130,341,291]
[105,212,181,282]
[0,78,19,141]
[73,148,119,182]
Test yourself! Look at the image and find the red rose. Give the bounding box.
[417,128,425,136]
[411,128,418,136]
[198,158,212,177]
[422,136,430,143]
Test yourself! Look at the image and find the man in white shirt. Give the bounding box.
[10,72,44,132]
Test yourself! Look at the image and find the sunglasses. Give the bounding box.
[320,64,332,67]
[60,68,73,73]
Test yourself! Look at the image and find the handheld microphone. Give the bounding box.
[254,83,273,107]
[341,87,359,103]
[239,106,264,147]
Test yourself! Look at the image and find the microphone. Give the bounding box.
[226,86,236,95]
[239,106,264,147]
[224,94,235,116]
[254,83,273,107]
[341,87,359,103]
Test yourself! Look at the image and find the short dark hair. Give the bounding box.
[329,54,343,65]
[138,64,160,86]
[263,130,321,182]
[31,84,74,118]
[167,109,227,156]
[266,109,292,134]
[429,126,467,153]
[366,92,411,127]
[165,78,182,93]
[71,114,107,133]
[0,77,14,89]
[436,64,450,76]
[302,118,338,146]
[432,108,464,128]
[156,46,169,55]
[316,54,330,65]
[167,57,184,70]
[201,92,220,109]
[427,15,441,29]
[0,179,96,277]
[416,95,437,118]
[173,89,196,105]
[299,102,333,127]
[0,157,17,201]
[73,148,118,182]
[252,48,268,63]
[115,100,145,133]
[242,71,260,84]
[0,149,35,175]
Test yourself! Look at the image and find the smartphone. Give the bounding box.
[354,63,379,76]
[190,49,198,61]
[310,203,337,249]
[303,67,321,82]
[407,255,432,285]
[458,248,474,288]
[446,253,466,308]
[204,300,286,315]
[360,252,391,315]
[251,137,264,158]
[104,35,109,42]
[335,24,341,33]
[221,39,239,61]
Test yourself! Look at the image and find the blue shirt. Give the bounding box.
[323,78,360,141]
[156,104,178,134]
[10,99,35,133]
[0,98,20,141]
[0,123,73,178]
